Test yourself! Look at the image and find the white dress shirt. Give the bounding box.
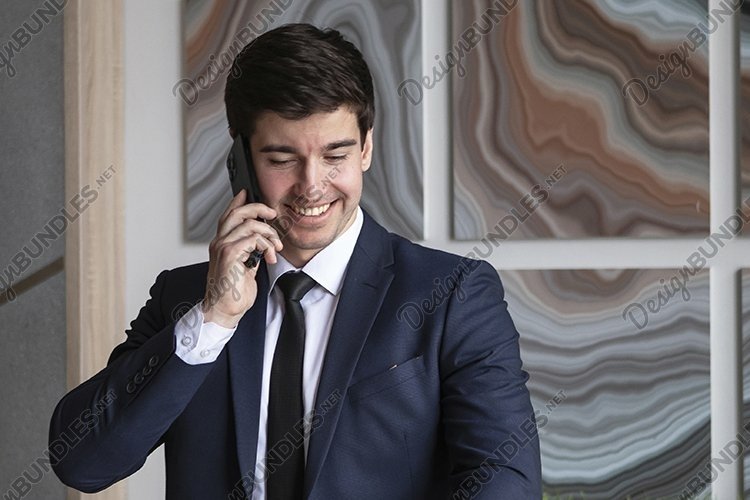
[173,206,363,499]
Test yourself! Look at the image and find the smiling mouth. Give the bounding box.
[290,200,335,217]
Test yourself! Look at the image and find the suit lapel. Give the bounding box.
[227,262,269,498]
[304,210,394,496]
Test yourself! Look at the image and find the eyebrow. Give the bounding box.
[324,139,358,151]
[258,139,358,154]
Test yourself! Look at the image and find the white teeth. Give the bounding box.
[293,202,331,216]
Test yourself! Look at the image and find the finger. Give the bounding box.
[233,203,277,222]
[253,235,278,265]
[214,230,275,265]
[218,203,278,239]
[257,237,279,265]
[264,244,278,265]
[217,190,246,232]
[222,218,283,245]
[229,234,278,267]
[219,189,247,226]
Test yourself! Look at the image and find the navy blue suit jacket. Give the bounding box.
[50,209,541,499]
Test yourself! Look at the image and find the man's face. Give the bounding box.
[248,106,373,267]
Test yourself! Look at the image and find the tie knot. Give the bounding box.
[276,271,317,302]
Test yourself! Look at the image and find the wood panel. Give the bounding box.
[64,1,125,499]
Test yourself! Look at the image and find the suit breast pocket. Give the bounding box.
[347,354,427,403]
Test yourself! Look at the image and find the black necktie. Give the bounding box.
[266,271,317,500]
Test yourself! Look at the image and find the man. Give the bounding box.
[50,23,541,499]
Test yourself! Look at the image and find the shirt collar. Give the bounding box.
[266,205,363,296]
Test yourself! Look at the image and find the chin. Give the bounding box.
[285,232,336,252]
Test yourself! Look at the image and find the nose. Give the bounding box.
[295,159,323,204]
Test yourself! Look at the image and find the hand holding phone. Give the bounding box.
[203,190,281,327]
[226,134,267,268]
[201,135,283,327]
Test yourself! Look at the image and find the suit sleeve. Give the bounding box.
[49,269,216,493]
[439,260,542,499]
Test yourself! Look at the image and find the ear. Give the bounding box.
[361,128,374,172]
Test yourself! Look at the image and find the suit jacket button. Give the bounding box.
[134,373,144,384]
[142,366,152,376]
[148,355,159,367]
[126,382,136,393]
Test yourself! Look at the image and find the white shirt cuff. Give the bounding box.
[174,301,237,365]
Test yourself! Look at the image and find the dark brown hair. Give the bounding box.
[225,23,375,147]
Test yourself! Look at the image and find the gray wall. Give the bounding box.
[0,1,66,498]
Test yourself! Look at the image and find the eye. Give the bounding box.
[269,159,295,166]
[326,155,348,163]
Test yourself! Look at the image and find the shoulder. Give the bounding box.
[359,210,496,288]
[162,260,209,279]
[382,229,498,294]
[146,261,209,302]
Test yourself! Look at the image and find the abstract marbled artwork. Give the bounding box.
[500,268,710,498]
[181,0,422,241]
[452,1,709,239]
[741,5,750,233]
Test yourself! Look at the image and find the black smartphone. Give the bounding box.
[226,134,265,268]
